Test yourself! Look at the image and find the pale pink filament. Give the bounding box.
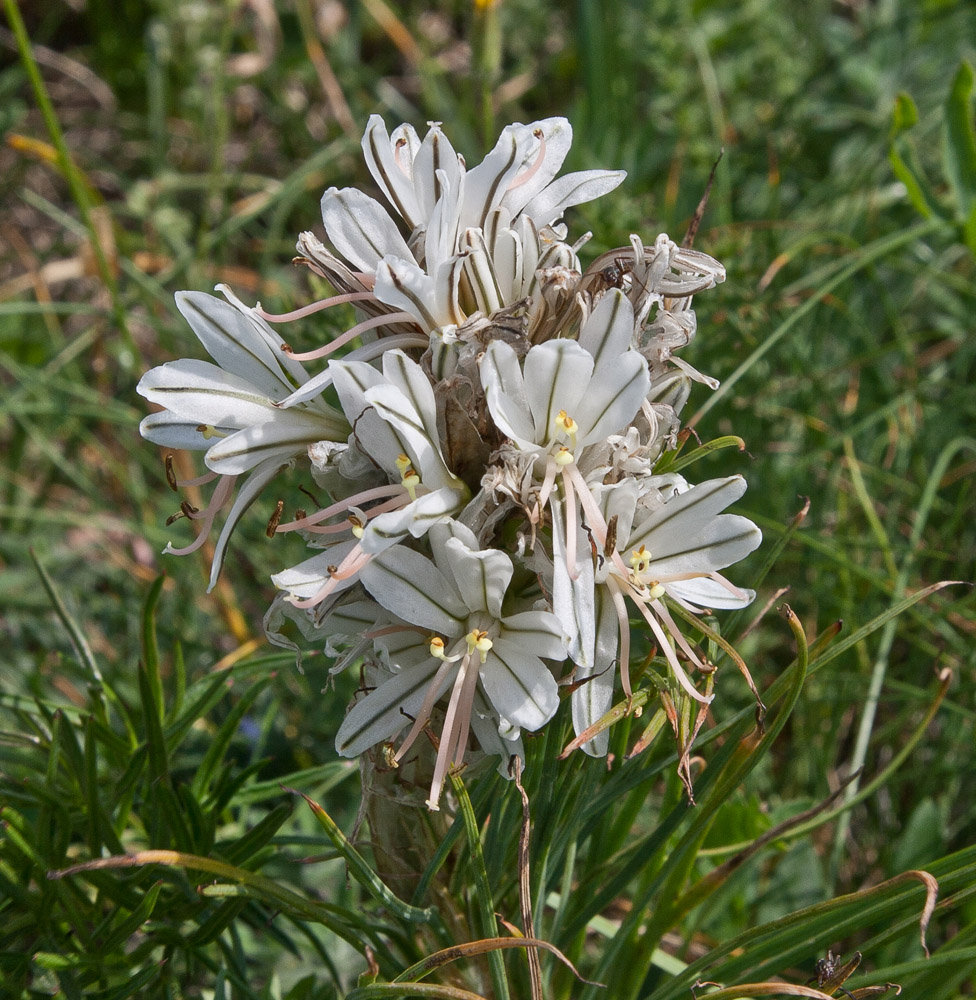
[283,312,420,362]
[304,494,409,535]
[426,653,482,810]
[288,544,372,609]
[256,291,377,323]
[394,652,463,765]
[605,575,632,699]
[506,129,548,191]
[164,474,237,556]
[176,470,219,489]
[277,484,405,532]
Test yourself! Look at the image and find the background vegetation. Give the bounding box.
[1,0,974,997]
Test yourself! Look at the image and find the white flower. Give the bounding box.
[552,475,761,754]
[137,287,349,587]
[270,350,468,609]
[334,519,567,809]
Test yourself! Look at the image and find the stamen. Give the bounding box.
[394,649,461,766]
[553,446,574,467]
[287,544,372,608]
[532,456,559,524]
[506,128,547,191]
[394,136,411,175]
[277,483,405,532]
[303,494,409,534]
[255,291,377,323]
[265,500,284,538]
[196,424,227,440]
[282,311,419,362]
[565,464,630,579]
[176,470,220,488]
[164,475,237,557]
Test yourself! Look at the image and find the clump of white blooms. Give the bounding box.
[139,116,762,809]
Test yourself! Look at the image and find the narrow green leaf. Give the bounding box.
[141,575,166,721]
[190,678,269,800]
[291,788,435,924]
[448,774,511,1000]
[219,802,293,866]
[944,61,976,218]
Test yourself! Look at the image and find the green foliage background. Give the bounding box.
[1,1,974,997]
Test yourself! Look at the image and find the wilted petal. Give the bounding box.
[320,187,412,272]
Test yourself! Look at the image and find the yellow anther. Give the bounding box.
[628,545,651,574]
[395,454,412,474]
[348,514,365,539]
[430,636,447,659]
[647,582,666,600]
[553,446,575,467]
[475,631,493,663]
[196,424,226,440]
[555,409,579,435]
[400,467,420,501]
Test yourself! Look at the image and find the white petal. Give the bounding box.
[576,289,635,368]
[522,340,593,442]
[176,291,300,397]
[374,256,442,331]
[480,341,536,448]
[571,585,619,757]
[204,409,345,475]
[360,487,463,553]
[575,350,650,447]
[644,513,762,577]
[428,519,480,590]
[139,411,225,450]
[361,114,422,229]
[360,545,467,634]
[336,658,452,757]
[629,476,749,554]
[497,610,568,661]
[320,187,412,272]
[481,640,559,732]
[668,577,756,610]
[550,498,595,665]
[499,117,573,218]
[271,539,361,600]
[460,123,525,232]
[207,456,288,591]
[520,169,626,226]
[138,359,279,428]
[443,536,513,618]
[414,123,463,221]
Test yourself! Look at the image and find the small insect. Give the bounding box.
[810,950,861,1000]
